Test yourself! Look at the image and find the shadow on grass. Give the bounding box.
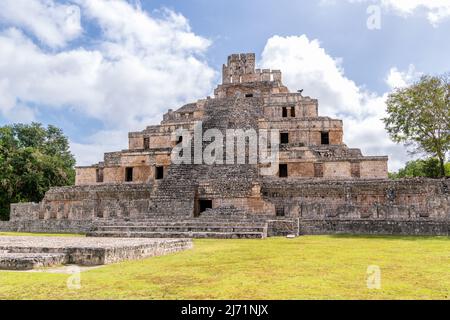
[326,233,450,241]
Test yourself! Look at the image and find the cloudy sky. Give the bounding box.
[0,0,449,171]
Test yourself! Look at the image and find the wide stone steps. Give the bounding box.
[95,220,268,226]
[87,230,265,239]
[94,225,266,233]
[95,217,271,224]
[89,219,269,239]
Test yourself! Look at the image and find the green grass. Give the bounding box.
[0,234,449,300]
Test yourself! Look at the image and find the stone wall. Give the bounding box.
[287,162,316,177]
[360,160,389,179]
[8,178,449,232]
[323,161,351,178]
[0,220,93,233]
[10,184,157,222]
[267,219,300,237]
[10,203,41,221]
[75,167,98,185]
[299,219,450,236]
[262,178,450,221]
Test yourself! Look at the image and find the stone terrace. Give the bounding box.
[0,236,192,270]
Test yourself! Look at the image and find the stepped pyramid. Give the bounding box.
[8,53,448,238]
[73,52,388,219]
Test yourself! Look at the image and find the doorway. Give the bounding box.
[196,199,212,217]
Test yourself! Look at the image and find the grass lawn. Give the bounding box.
[0,234,449,300]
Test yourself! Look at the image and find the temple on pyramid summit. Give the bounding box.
[4,53,449,238]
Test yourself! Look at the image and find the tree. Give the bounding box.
[383,75,450,177]
[389,158,450,179]
[0,123,75,220]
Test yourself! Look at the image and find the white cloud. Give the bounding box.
[0,0,82,48]
[322,0,450,26]
[70,129,129,167]
[0,1,420,171]
[380,0,450,26]
[261,35,412,171]
[385,64,422,89]
[0,0,215,166]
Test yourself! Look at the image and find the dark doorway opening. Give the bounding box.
[280,132,289,144]
[276,206,285,217]
[321,132,330,145]
[155,166,164,180]
[279,164,288,178]
[143,137,150,150]
[199,200,212,214]
[282,107,288,118]
[291,107,296,117]
[125,167,133,182]
[96,168,104,183]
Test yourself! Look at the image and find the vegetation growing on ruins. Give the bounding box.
[384,75,450,177]
[0,235,449,300]
[0,123,75,220]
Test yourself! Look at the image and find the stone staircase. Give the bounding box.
[147,164,199,216]
[88,217,268,239]
[140,96,263,219]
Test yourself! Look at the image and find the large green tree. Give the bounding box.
[383,75,450,177]
[389,158,450,179]
[0,123,75,220]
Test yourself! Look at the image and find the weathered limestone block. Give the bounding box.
[10,203,41,222]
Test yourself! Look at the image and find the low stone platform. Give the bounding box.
[0,252,67,270]
[0,236,193,270]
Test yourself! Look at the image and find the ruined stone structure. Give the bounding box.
[3,53,449,237]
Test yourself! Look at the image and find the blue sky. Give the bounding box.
[0,0,449,170]
[140,0,450,93]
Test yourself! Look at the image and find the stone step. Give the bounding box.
[95,220,268,226]
[87,231,266,239]
[96,217,273,222]
[95,225,267,233]
[0,252,67,270]
[95,220,269,226]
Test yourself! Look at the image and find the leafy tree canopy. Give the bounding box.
[389,158,450,179]
[0,123,75,220]
[383,75,449,177]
